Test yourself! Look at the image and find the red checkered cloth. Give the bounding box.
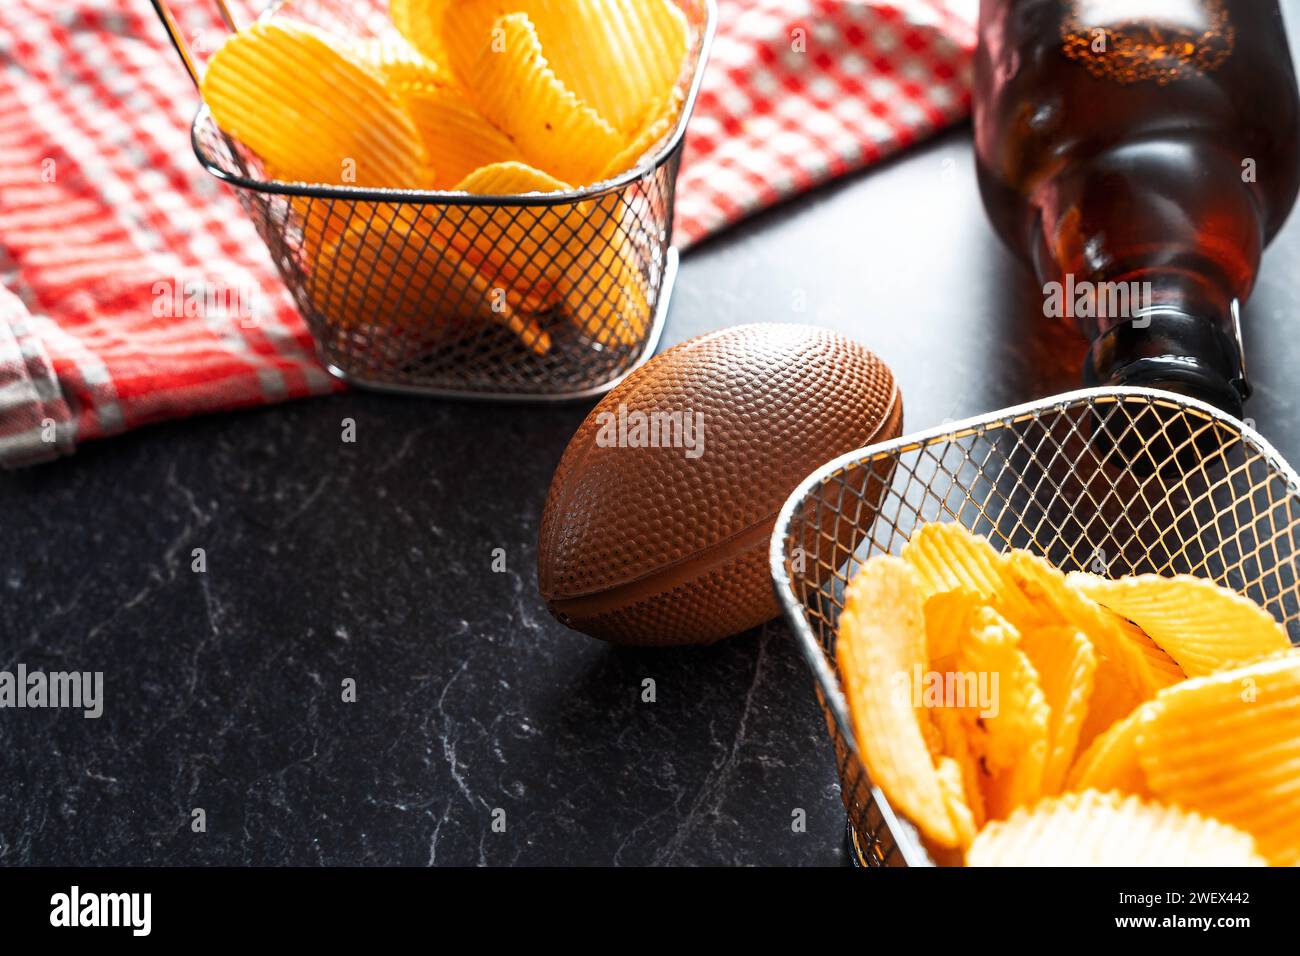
[0,0,974,467]
[677,0,975,242]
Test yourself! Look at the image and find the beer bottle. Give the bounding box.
[975,0,1300,416]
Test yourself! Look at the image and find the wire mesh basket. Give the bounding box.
[770,387,1300,867]
[171,0,715,399]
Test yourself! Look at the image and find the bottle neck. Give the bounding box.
[1023,138,1261,416]
[1034,260,1252,418]
[1081,298,1250,419]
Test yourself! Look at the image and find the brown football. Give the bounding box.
[537,323,903,646]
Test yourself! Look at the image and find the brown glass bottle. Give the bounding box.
[975,0,1300,416]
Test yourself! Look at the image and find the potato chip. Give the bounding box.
[967,790,1267,866]
[1065,700,1153,796]
[920,710,945,759]
[935,756,978,849]
[310,217,550,355]
[389,0,451,68]
[599,88,683,180]
[924,589,983,663]
[401,83,524,188]
[556,200,651,347]
[1074,652,1144,755]
[1068,573,1291,677]
[438,0,688,134]
[955,606,1050,819]
[933,703,986,828]
[437,0,521,90]
[455,160,569,197]
[452,161,575,310]
[836,556,959,848]
[348,33,445,91]
[1008,552,1167,698]
[1069,573,1185,687]
[357,28,521,190]
[452,164,649,345]
[1137,653,1300,865]
[522,0,690,134]
[1020,626,1097,793]
[900,523,997,596]
[1111,611,1185,687]
[470,12,625,187]
[981,741,1044,824]
[1215,646,1300,670]
[900,524,1042,628]
[292,191,364,261]
[202,20,428,189]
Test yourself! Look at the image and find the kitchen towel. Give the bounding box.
[0,0,975,467]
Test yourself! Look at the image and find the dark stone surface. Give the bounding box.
[5,103,1300,865]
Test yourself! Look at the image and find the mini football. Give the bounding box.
[538,323,904,646]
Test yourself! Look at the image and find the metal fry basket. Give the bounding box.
[160,0,715,399]
[770,387,1300,867]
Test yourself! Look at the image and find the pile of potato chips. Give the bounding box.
[199,0,692,353]
[836,522,1298,866]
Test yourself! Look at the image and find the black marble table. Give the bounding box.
[6,102,1300,866]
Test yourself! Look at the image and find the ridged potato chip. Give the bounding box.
[349,33,445,91]
[438,0,688,137]
[556,195,651,347]
[1008,552,1168,698]
[599,88,683,180]
[1137,653,1300,865]
[437,0,521,90]
[956,606,1050,819]
[402,83,525,189]
[1066,700,1153,796]
[203,3,692,367]
[1074,653,1144,755]
[920,707,945,759]
[357,29,522,192]
[924,588,983,664]
[901,524,1042,629]
[294,193,364,259]
[522,0,689,134]
[836,556,959,848]
[389,0,451,68]
[470,13,625,187]
[453,165,649,346]
[1068,573,1291,677]
[842,522,1300,865]
[1069,572,1184,686]
[456,160,569,197]
[452,160,576,310]
[967,790,1267,866]
[310,217,550,356]
[936,756,978,849]
[202,20,428,189]
[1111,611,1185,687]
[1020,626,1097,794]
[933,702,986,828]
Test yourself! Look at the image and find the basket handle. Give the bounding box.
[149,0,240,88]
